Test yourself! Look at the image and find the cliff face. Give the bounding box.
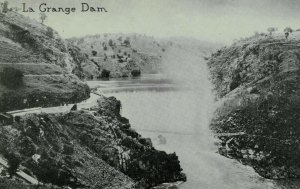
[208,36,300,179]
[0,11,94,112]
[0,95,185,188]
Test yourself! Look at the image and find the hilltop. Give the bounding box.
[208,33,300,179]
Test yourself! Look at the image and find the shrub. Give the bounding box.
[91,50,97,56]
[123,37,131,47]
[3,152,21,178]
[131,70,141,77]
[0,67,24,89]
[46,27,54,38]
[100,69,110,78]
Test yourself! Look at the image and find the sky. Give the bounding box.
[7,0,300,44]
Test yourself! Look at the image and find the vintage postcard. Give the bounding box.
[0,0,299,188]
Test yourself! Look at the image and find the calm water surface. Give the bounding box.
[88,74,299,189]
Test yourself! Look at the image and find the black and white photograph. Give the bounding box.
[0,0,300,188]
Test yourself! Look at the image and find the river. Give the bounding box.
[87,73,300,189]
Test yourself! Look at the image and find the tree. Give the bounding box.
[284,27,293,39]
[123,37,131,47]
[101,69,110,78]
[108,39,114,47]
[267,27,277,35]
[1,1,8,13]
[131,70,141,77]
[39,13,47,24]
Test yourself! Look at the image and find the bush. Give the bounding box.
[131,70,141,77]
[123,37,131,47]
[91,50,97,56]
[3,152,21,178]
[100,69,110,78]
[46,27,54,38]
[0,67,24,89]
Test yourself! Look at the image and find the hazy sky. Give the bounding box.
[8,0,300,44]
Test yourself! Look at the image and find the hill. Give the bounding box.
[208,34,300,179]
[0,11,97,112]
[68,34,219,78]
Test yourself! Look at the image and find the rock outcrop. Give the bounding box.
[208,35,300,179]
[0,95,185,188]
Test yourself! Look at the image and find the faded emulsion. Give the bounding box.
[1,0,300,188]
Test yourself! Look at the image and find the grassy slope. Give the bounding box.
[0,11,91,112]
[68,34,220,78]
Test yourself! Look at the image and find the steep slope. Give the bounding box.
[208,35,300,179]
[0,95,185,188]
[0,11,95,112]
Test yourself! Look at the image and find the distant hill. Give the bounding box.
[68,33,220,78]
[0,11,92,112]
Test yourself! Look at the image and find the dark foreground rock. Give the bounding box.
[208,36,300,179]
[0,95,185,188]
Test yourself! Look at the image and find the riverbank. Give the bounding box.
[95,73,288,189]
[0,94,186,188]
[208,35,300,180]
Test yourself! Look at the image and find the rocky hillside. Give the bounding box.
[208,35,300,179]
[68,34,218,79]
[0,11,98,112]
[0,95,185,188]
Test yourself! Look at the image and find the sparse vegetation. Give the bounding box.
[39,13,47,24]
[209,36,300,180]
